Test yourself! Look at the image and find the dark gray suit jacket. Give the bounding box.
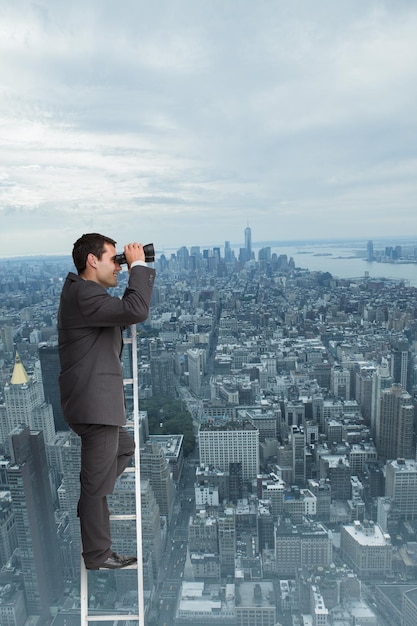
[58,266,155,426]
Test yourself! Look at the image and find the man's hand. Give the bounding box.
[124,243,145,267]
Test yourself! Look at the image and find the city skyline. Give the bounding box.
[1,235,417,622]
[1,1,417,257]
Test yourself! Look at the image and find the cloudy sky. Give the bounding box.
[1,0,417,257]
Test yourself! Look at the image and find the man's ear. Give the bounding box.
[87,253,98,269]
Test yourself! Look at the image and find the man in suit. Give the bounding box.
[58,233,155,570]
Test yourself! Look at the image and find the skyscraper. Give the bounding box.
[187,348,204,396]
[376,384,414,460]
[0,493,17,567]
[330,364,351,400]
[386,459,417,520]
[4,353,56,446]
[7,425,63,620]
[218,507,235,577]
[341,520,392,579]
[60,431,81,576]
[291,426,306,487]
[38,343,67,432]
[371,359,393,439]
[140,441,175,521]
[367,240,374,261]
[150,353,176,398]
[198,421,259,481]
[390,336,411,392]
[140,478,162,580]
[244,225,252,261]
[108,474,162,588]
[224,240,233,263]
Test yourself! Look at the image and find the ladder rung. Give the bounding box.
[123,466,135,473]
[123,378,134,385]
[86,615,139,622]
[110,513,136,521]
[123,337,133,344]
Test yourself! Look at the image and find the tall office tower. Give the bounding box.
[224,240,233,263]
[228,462,243,503]
[0,493,18,567]
[260,354,277,380]
[205,249,219,273]
[189,245,200,257]
[291,426,306,487]
[319,455,351,500]
[403,589,417,626]
[313,364,332,395]
[109,475,162,585]
[189,511,218,553]
[195,481,220,508]
[276,444,293,484]
[0,583,28,626]
[308,479,331,521]
[213,246,221,263]
[196,467,229,502]
[176,245,190,270]
[367,462,385,499]
[150,353,176,398]
[1,325,14,353]
[330,364,351,400]
[6,425,63,621]
[198,421,259,481]
[325,420,343,444]
[3,353,56,445]
[241,406,278,441]
[0,405,9,444]
[275,520,332,577]
[140,441,175,521]
[376,384,414,460]
[59,431,81,577]
[367,240,374,261]
[258,246,272,263]
[217,507,236,576]
[340,520,392,579]
[187,348,204,396]
[385,459,417,520]
[258,505,275,551]
[260,476,285,518]
[310,586,328,626]
[244,225,252,260]
[371,359,393,439]
[38,343,66,431]
[236,582,276,626]
[390,336,411,392]
[355,365,376,425]
[283,398,304,430]
[108,472,137,565]
[120,333,134,414]
[140,479,162,582]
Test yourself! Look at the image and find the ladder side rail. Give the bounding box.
[131,323,145,626]
[80,553,88,625]
[79,326,144,625]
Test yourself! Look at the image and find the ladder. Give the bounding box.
[80,324,145,625]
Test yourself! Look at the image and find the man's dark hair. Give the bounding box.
[72,233,117,274]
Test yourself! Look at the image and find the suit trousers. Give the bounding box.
[70,423,135,568]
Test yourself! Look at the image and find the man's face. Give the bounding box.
[95,243,122,288]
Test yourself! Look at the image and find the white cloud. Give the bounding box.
[1,0,417,256]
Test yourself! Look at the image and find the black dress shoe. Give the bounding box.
[87,552,137,570]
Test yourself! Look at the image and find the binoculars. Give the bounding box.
[115,243,155,264]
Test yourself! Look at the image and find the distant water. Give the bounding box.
[253,242,417,287]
